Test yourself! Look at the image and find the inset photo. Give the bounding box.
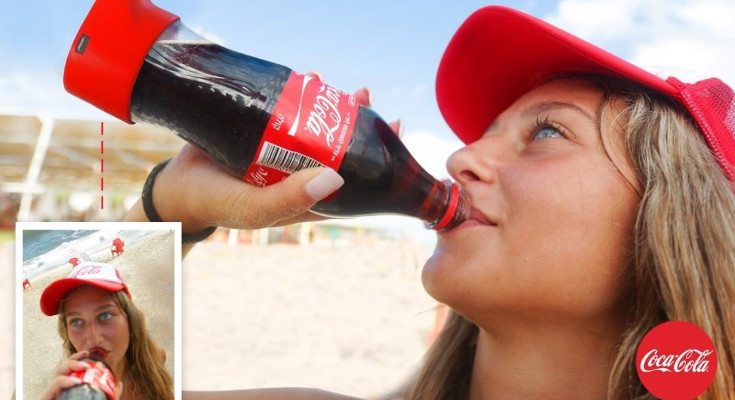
[15,222,181,400]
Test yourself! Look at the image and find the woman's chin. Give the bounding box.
[422,238,509,314]
[421,246,466,304]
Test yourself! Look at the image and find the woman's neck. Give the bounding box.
[468,317,626,400]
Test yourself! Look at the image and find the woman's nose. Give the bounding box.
[87,323,104,345]
[447,140,500,186]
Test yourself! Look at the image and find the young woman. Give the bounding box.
[38,262,173,400]
[125,5,734,400]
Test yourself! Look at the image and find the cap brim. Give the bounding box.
[40,278,127,316]
[436,6,682,144]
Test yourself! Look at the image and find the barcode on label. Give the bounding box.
[257,142,325,174]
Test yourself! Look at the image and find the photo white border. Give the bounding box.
[15,221,182,400]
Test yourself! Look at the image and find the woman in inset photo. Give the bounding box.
[20,227,176,400]
[36,262,173,400]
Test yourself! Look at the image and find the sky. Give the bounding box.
[1,0,734,240]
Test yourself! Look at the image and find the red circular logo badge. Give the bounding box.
[636,321,717,399]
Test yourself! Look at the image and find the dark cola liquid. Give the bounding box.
[131,42,452,222]
[57,384,108,400]
[131,42,290,177]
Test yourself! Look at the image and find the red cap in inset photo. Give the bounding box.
[40,261,131,316]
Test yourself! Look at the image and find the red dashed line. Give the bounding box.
[100,121,104,210]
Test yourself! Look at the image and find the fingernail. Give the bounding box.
[364,87,373,105]
[311,71,323,81]
[397,119,404,138]
[305,169,344,201]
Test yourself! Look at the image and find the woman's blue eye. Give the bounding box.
[533,126,563,140]
[99,312,112,322]
[69,319,83,327]
[528,116,568,142]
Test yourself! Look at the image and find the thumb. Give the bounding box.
[234,167,344,228]
[300,168,345,202]
[114,380,124,400]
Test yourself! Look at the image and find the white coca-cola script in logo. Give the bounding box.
[70,265,101,278]
[248,166,269,187]
[639,349,713,373]
[303,84,343,148]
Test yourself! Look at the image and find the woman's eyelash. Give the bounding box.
[528,115,569,139]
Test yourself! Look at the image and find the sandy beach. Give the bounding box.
[21,230,175,400]
[182,241,436,398]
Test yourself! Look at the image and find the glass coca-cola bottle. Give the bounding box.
[64,0,469,231]
[56,352,117,400]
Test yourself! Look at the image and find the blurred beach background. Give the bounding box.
[1,238,12,399]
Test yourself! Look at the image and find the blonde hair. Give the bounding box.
[58,289,174,400]
[404,76,735,400]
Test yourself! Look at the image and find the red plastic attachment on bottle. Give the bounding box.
[63,0,179,123]
[433,181,462,231]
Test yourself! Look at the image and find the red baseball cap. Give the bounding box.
[436,6,735,181]
[40,262,131,316]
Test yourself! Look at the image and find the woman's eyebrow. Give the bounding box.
[521,101,596,122]
[94,303,116,312]
[65,303,116,316]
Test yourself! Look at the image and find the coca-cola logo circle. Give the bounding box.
[636,321,717,399]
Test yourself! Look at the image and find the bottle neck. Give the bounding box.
[424,180,470,231]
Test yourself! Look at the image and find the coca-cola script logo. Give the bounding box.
[636,321,717,399]
[69,265,101,278]
[303,82,344,148]
[248,166,269,187]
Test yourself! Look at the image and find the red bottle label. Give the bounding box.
[244,71,359,186]
[68,360,117,399]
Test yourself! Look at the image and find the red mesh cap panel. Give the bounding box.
[667,77,735,182]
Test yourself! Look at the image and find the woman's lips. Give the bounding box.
[444,211,497,232]
[89,347,109,360]
[468,208,497,226]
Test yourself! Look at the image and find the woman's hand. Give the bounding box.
[37,351,89,400]
[125,75,402,234]
[37,351,124,400]
[148,143,346,232]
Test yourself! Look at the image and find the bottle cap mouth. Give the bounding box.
[63,0,179,123]
[426,180,469,232]
[432,181,461,231]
